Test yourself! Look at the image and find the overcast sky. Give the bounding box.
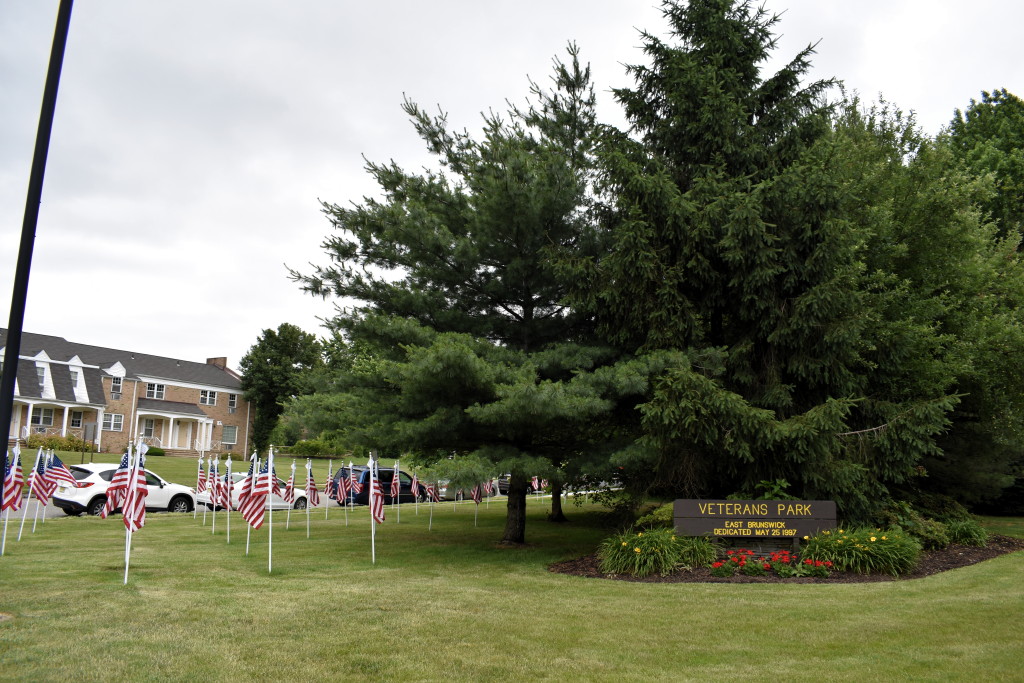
[2,1,1020,371]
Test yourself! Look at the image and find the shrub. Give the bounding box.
[634,504,674,529]
[145,446,165,456]
[946,518,988,547]
[803,527,921,576]
[676,536,716,569]
[25,433,96,453]
[879,501,950,550]
[598,528,684,577]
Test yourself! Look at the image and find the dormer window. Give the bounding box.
[36,366,45,390]
[146,383,165,399]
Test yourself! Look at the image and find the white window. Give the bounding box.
[102,414,124,432]
[199,390,217,406]
[222,425,237,445]
[70,370,80,386]
[36,367,46,390]
[31,407,54,426]
[146,383,165,399]
[142,418,156,438]
[110,376,122,400]
[70,411,83,428]
[228,393,237,413]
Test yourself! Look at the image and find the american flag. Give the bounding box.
[389,461,401,501]
[205,458,217,501]
[271,467,283,498]
[195,457,207,494]
[100,451,132,518]
[283,462,296,504]
[2,452,25,512]
[336,469,351,503]
[28,449,49,501]
[218,459,233,510]
[410,471,419,500]
[350,464,363,494]
[122,450,148,532]
[425,483,440,503]
[483,479,493,496]
[369,463,385,524]
[324,463,335,499]
[471,484,482,504]
[45,453,78,489]
[305,461,320,507]
[240,458,270,529]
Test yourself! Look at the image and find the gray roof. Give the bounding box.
[1,329,242,391]
[136,398,207,416]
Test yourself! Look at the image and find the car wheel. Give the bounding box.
[87,496,106,516]
[168,495,192,513]
[293,497,307,510]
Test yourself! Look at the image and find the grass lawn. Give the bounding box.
[1,494,1022,682]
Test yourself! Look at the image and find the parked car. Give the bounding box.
[332,465,424,506]
[436,479,503,501]
[195,472,307,511]
[52,462,196,516]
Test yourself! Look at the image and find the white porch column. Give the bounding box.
[95,407,104,452]
[168,417,176,449]
[61,405,71,436]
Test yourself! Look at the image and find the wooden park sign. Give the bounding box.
[674,499,836,539]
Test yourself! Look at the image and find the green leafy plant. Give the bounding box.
[598,528,684,577]
[946,519,989,547]
[880,501,950,550]
[25,433,95,453]
[676,536,716,569]
[634,504,674,529]
[145,446,165,456]
[803,527,921,576]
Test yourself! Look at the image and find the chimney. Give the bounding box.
[206,357,227,369]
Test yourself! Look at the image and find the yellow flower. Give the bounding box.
[637,532,643,537]
[622,542,628,546]
[634,547,641,553]
[882,536,887,540]
[803,535,809,540]
[870,536,877,542]
[837,540,844,544]
[838,529,844,533]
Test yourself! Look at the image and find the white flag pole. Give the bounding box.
[245,454,256,557]
[225,456,232,544]
[369,455,377,564]
[202,456,209,526]
[268,446,274,574]
[347,461,355,527]
[38,449,52,528]
[305,459,312,539]
[193,454,201,520]
[414,468,419,516]
[395,459,400,524]
[428,492,434,531]
[123,444,136,585]
[212,456,220,535]
[1,509,10,555]
[325,462,332,520]
[286,459,295,530]
[32,449,51,533]
[17,448,43,541]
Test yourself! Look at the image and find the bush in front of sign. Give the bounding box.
[598,528,685,577]
[803,527,921,576]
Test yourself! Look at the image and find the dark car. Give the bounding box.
[332,465,424,506]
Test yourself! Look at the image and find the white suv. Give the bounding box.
[53,462,196,516]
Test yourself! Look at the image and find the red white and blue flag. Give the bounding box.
[336,469,351,503]
[350,464,363,494]
[205,458,217,502]
[483,479,493,496]
[45,453,78,490]
[471,484,482,505]
[425,483,440,503]
[122,449,148,532]
[283,461,296,504]
[237,456,255,508]
[218,459,233,510]
[531,476,540,491]
[389,460,401,501]
[28,449,49,502]
[100,451,132,518]
[369,461,385,524]
[324,463,335,500]
[2,452,24,512]
[305,460,320,507]
[410,471,419,500]
[240,458,270,529]
[196,456,207,494]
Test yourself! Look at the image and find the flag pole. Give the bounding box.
[202,456,209,526]
[245,455,256,556]
[211,456,219,535]
[193,454,201,520]
[224,456,232,544]
[395,459,400,524]
[286,459,294,530]
[428,493,434,531]
[305,459,311,539]
[123,444,135,585]
[370,455,377,564]
[17,448,43,541]
[1,509,10,555]
[325,462,332,520]
[268,446,274,573]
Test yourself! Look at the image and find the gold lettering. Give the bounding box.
[777,503,786,515]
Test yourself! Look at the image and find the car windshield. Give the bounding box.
[69,466,98,482]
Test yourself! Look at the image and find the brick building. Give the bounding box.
[2,329,252,456]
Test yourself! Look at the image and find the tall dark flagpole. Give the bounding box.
[0,0,75,477]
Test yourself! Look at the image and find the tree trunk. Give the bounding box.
[500,474,529,545]
[548,480,567,522]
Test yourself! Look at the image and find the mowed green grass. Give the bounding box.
[1,494,1022,682]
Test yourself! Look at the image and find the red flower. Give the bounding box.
[804,559,813,565]
[763,563,771,570]
[825,561,833,567]
[712,561,723,568]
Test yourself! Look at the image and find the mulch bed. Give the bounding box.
[548,534,1024,583]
